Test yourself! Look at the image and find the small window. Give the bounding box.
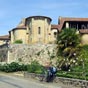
[54,32,57,38]
[38,27,41,34]
[29,28,32,34]
[26,32,29,34]
[81,25,86,29]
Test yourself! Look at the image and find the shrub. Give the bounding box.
[9,62,20,72]
[27,60,43,74]
[79,45,88,61]
[19,64,27,71]
[14,40,23,44]
[1,63,11,72]
[0,62,27,72]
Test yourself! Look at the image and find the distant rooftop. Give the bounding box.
[0,35,10,40]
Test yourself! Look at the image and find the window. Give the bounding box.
[54,32,57,38]
[38,27,41,34]
[29,28,32,34]
[71,24,76,29]
[81,24,86,29]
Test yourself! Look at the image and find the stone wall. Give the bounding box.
[24,72,88,88]
[8,44,57,65]
[0,44,8,62]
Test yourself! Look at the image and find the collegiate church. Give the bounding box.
[0,16,88,45]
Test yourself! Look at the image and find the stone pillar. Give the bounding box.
[7,50,10,63]
[48,24,51,43]
[26,26,29,44]
[66,22,69,28]
[44,18,48,43]
[31,18,35,43]
[77,24,79,30]
[11,31,14,43]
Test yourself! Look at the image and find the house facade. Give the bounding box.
[0,16,88,45]
[58,17,88,44]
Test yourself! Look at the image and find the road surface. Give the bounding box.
[0,73,78,88]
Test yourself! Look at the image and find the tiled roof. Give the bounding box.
[10,26,26,32]
[26,16,52,21]
[16,25,26,29]
[59,17,88,22]
[79,29,88,34]
[14,25,26,29]
[51,25,59,29]
[10,18,26,32]
[16,18,26,29]
[51,24,61,32]
[0,35,10,40]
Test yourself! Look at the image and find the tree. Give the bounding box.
[56,28,81,71]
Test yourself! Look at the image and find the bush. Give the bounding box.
[0,62,27,72]
[19,64,27,71]
[14,40,23,44]
[0,61,44,73]
[1,63,10,72]
[8,62,20,72]
[27,60,43,74]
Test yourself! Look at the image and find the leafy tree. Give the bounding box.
[56,28,81,71]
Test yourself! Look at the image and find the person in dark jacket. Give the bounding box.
[46,65,57,82]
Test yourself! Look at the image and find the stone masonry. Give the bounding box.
[8,44,57,65]
[0,44,8,62]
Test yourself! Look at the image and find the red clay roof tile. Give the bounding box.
[0,35,10,40]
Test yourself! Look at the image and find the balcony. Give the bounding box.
[79,29,88,34]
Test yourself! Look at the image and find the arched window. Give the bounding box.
[29,27,32,34]
[54,32,57,38]
[38,27,41,34]
[81,25,86,29]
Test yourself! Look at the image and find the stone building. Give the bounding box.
[9,16,58,44]
[1,16,88,45]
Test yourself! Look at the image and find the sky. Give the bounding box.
[0,0,88,35]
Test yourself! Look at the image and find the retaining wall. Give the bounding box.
[24,72,88,88]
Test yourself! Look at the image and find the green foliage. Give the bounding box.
[27,60,44,74]
[57,28,80,57]
[56,60,88,80]
[56,28,81,71]
[78,45,88,61]
[0,61,44,74]
[0,62,27,72]
[14,40,23,44]
[19,64,27,71]
[58,44,88,80]
[56,71,84,79]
